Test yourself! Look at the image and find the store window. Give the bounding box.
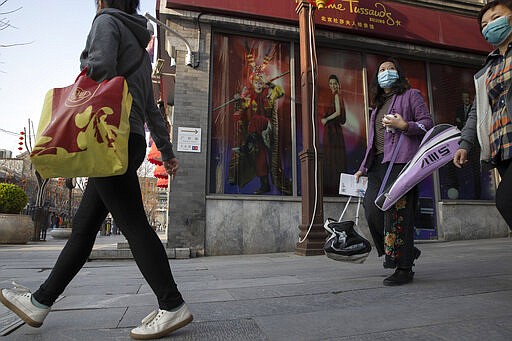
[209,33,293,195]
[316,48,367,196]
[430,63,496,201]
[294,48,367,197]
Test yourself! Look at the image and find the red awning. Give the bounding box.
[166,0,490,54]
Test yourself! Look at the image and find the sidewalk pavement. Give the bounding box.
[1,233,511,340]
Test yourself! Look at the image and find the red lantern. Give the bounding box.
[153,164,168,179]
[156,177,168,188]
[18,133,24,151]
[147,141,163,165]
[307,0,335,9]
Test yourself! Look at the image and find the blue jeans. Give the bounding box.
[33,134,183,310]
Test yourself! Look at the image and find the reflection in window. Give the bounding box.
[430,63,496,201]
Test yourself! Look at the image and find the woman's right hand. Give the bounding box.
[354,170,364,182]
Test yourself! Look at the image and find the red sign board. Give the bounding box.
[166,0,490,54]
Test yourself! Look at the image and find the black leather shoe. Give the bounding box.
[383,268,414,286]
[383,258,396,269]
[414,247,421,260]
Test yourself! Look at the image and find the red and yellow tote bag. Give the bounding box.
[30,69,131,179]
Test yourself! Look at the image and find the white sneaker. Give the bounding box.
[130,304,193,340]
[0,282,50,327]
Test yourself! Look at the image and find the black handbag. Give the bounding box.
[324,196,372,263]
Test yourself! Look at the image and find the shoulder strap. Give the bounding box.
[377,133,404,197]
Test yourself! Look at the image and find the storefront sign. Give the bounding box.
[166,0,491,54]
[177,127,201,153]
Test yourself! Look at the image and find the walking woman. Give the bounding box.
[454,0,512,232]
[355,58,433,286]
[322,74,347,195]
[0,1,192,339]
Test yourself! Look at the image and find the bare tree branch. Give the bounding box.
[1,42,33,48]
[0,1,31,75]
[0,6,22,16]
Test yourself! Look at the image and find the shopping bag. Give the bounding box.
[323,196,372,264]
[324,218,372,264]
[30,68,132,179]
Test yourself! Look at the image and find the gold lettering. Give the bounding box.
[328,0,398,28]
[345,0,358,13]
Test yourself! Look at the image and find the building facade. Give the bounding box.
[154,0,509,256]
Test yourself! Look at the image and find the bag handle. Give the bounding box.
[336,195,362,226]
[377,95,403,197]
[77,48,146,82]
[377,133,404,197]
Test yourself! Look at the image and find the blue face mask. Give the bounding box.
[378,69,399,89]
[482,16,512,46]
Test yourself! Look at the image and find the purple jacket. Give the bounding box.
[358,88,433,174]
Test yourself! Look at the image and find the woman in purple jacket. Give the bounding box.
[355,58,433,286]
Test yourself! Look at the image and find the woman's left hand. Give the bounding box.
[321,118,328,125]
[163,158,180,178]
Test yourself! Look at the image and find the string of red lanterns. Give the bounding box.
[18,131,25,151]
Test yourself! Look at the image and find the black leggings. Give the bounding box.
[33,134,183,310]
[496,159,512,231]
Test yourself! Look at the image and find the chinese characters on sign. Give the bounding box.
[320,0,401,32]
[177,127,201,153]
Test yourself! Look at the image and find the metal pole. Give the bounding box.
[295,0,325,256]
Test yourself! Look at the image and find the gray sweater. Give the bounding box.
[80,8,175,160]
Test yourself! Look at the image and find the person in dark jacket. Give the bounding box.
[0,1,192,339]
[355,57,433,286]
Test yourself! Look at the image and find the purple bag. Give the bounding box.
[375,124,461,211]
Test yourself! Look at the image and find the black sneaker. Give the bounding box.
[383,268,414,286]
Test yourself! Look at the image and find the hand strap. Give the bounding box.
[337,196,362,226]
